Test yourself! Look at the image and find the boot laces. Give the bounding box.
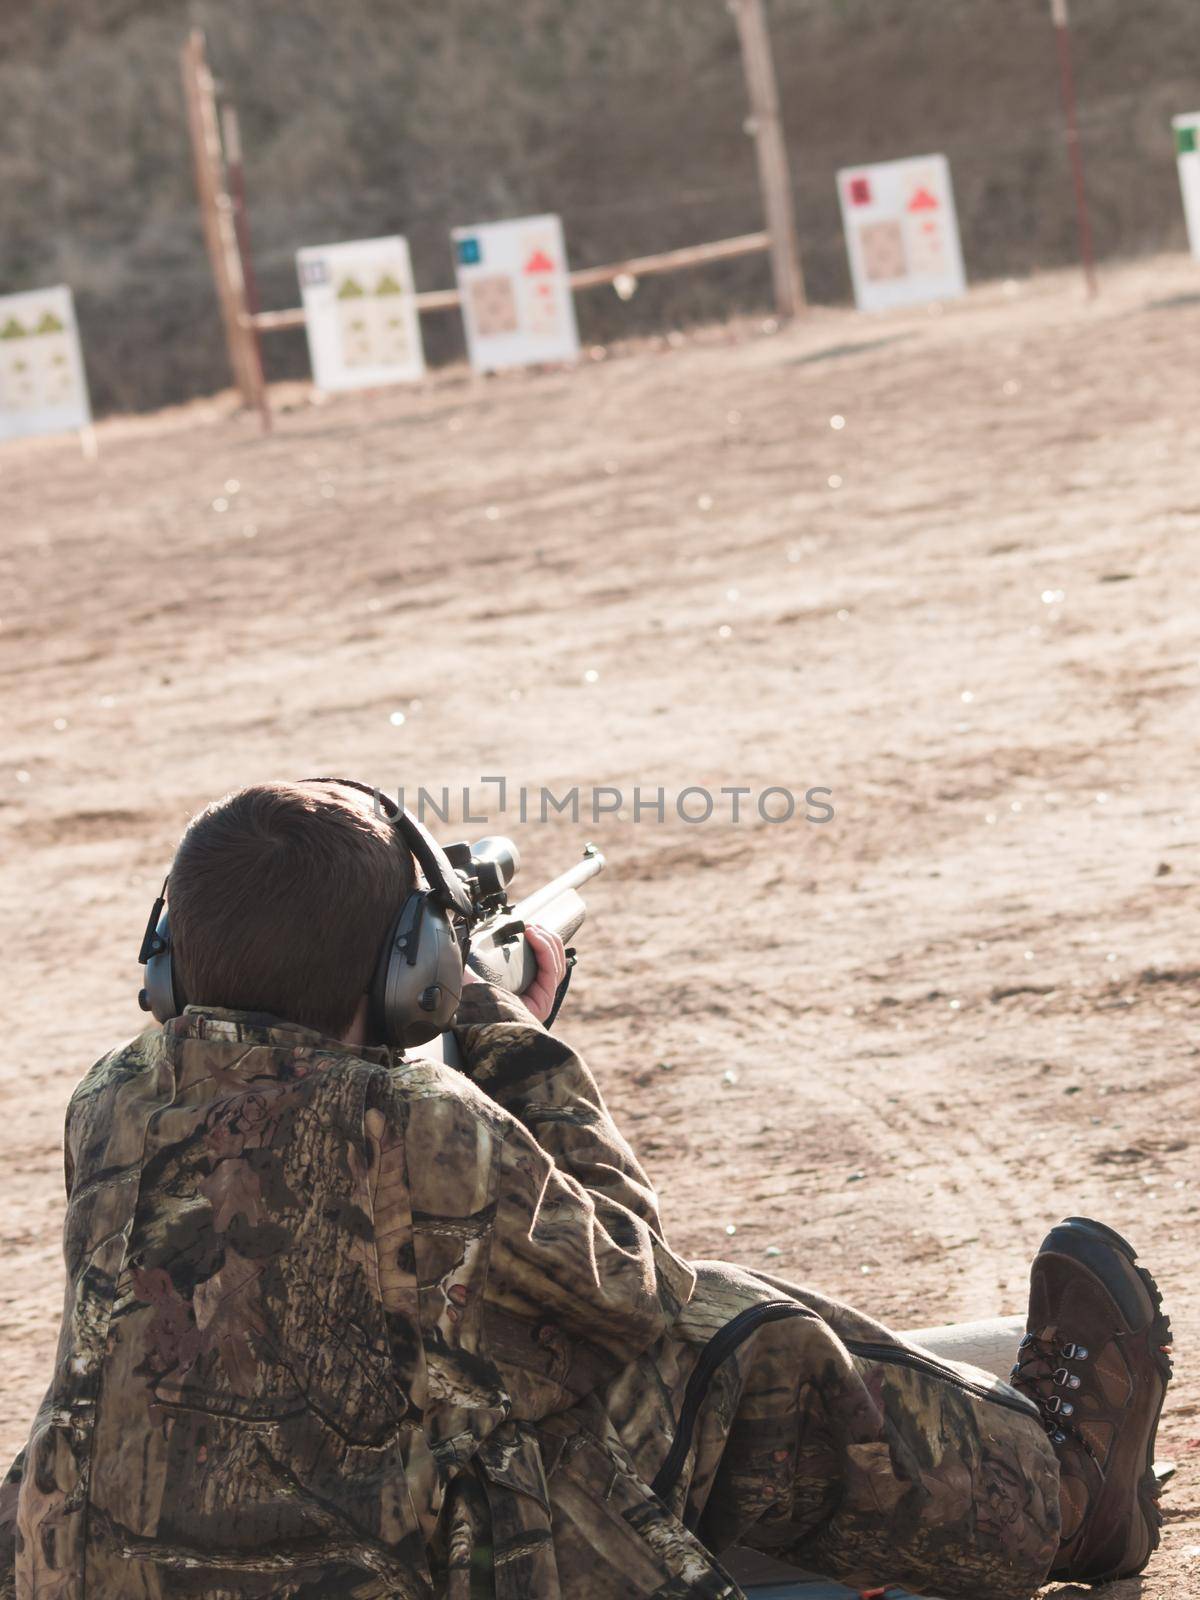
[1010,1332,1099,1458]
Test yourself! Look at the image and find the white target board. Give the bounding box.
[1172,114,1200,259]
[837,154,966,313]
[452,214,579,372]
[0,285,92,443]
[297,236,425,391]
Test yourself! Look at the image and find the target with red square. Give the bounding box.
[836,153,965,312]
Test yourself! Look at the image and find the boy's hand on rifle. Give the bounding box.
[460,923,567,1025]
[519,925,568,1023]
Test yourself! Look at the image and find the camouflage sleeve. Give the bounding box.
[367,1058,695,1418]
[452,982,667,1239]
[0,1448,21,1598]
[64,1104,75,1198]
[3,1091,81,1591]
[484,1107,696,1412]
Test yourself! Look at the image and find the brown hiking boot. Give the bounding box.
[1010,1216,1172,1584]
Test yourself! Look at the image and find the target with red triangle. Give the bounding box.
[906,186,940,212]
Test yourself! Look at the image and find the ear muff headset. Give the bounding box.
[325,777,473,1049]
[138,778,476,1050]
[138,881,179,1023]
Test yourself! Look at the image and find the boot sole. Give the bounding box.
[1043,1216,1173,1582]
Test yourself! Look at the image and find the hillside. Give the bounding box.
[1,0,1196,410]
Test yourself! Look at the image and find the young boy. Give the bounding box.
[0,780,1171,1599]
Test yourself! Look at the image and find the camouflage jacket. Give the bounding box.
[0,987,743,1599]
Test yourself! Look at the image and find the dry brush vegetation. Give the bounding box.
[1,0,1197,411]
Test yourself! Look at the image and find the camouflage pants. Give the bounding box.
[604,1262,1061,1600]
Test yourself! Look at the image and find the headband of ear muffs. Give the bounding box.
[311,778,472,920]
[138,778,475,1050]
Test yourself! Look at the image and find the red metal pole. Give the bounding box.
[221,102,272,431]
[1050,0,1097,298]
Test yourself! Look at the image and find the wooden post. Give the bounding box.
[221,102,272,430]
[1050,0,1098,298]
[730,0,805,318]
[180,31,263,407]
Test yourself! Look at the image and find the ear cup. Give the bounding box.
[140,907,184,1022]
[370,891,466,1048]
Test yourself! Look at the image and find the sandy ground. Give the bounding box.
[1,255,1198,1596]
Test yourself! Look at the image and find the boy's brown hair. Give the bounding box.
[168,781,411,1038]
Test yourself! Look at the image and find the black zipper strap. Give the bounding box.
[650,1307,1040,1515]
[651,1300,815,1505]
[842,1339,1041,1422]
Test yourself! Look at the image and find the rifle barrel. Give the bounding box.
[512,844,605,923]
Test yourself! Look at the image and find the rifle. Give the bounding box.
[408,837,605,1066]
